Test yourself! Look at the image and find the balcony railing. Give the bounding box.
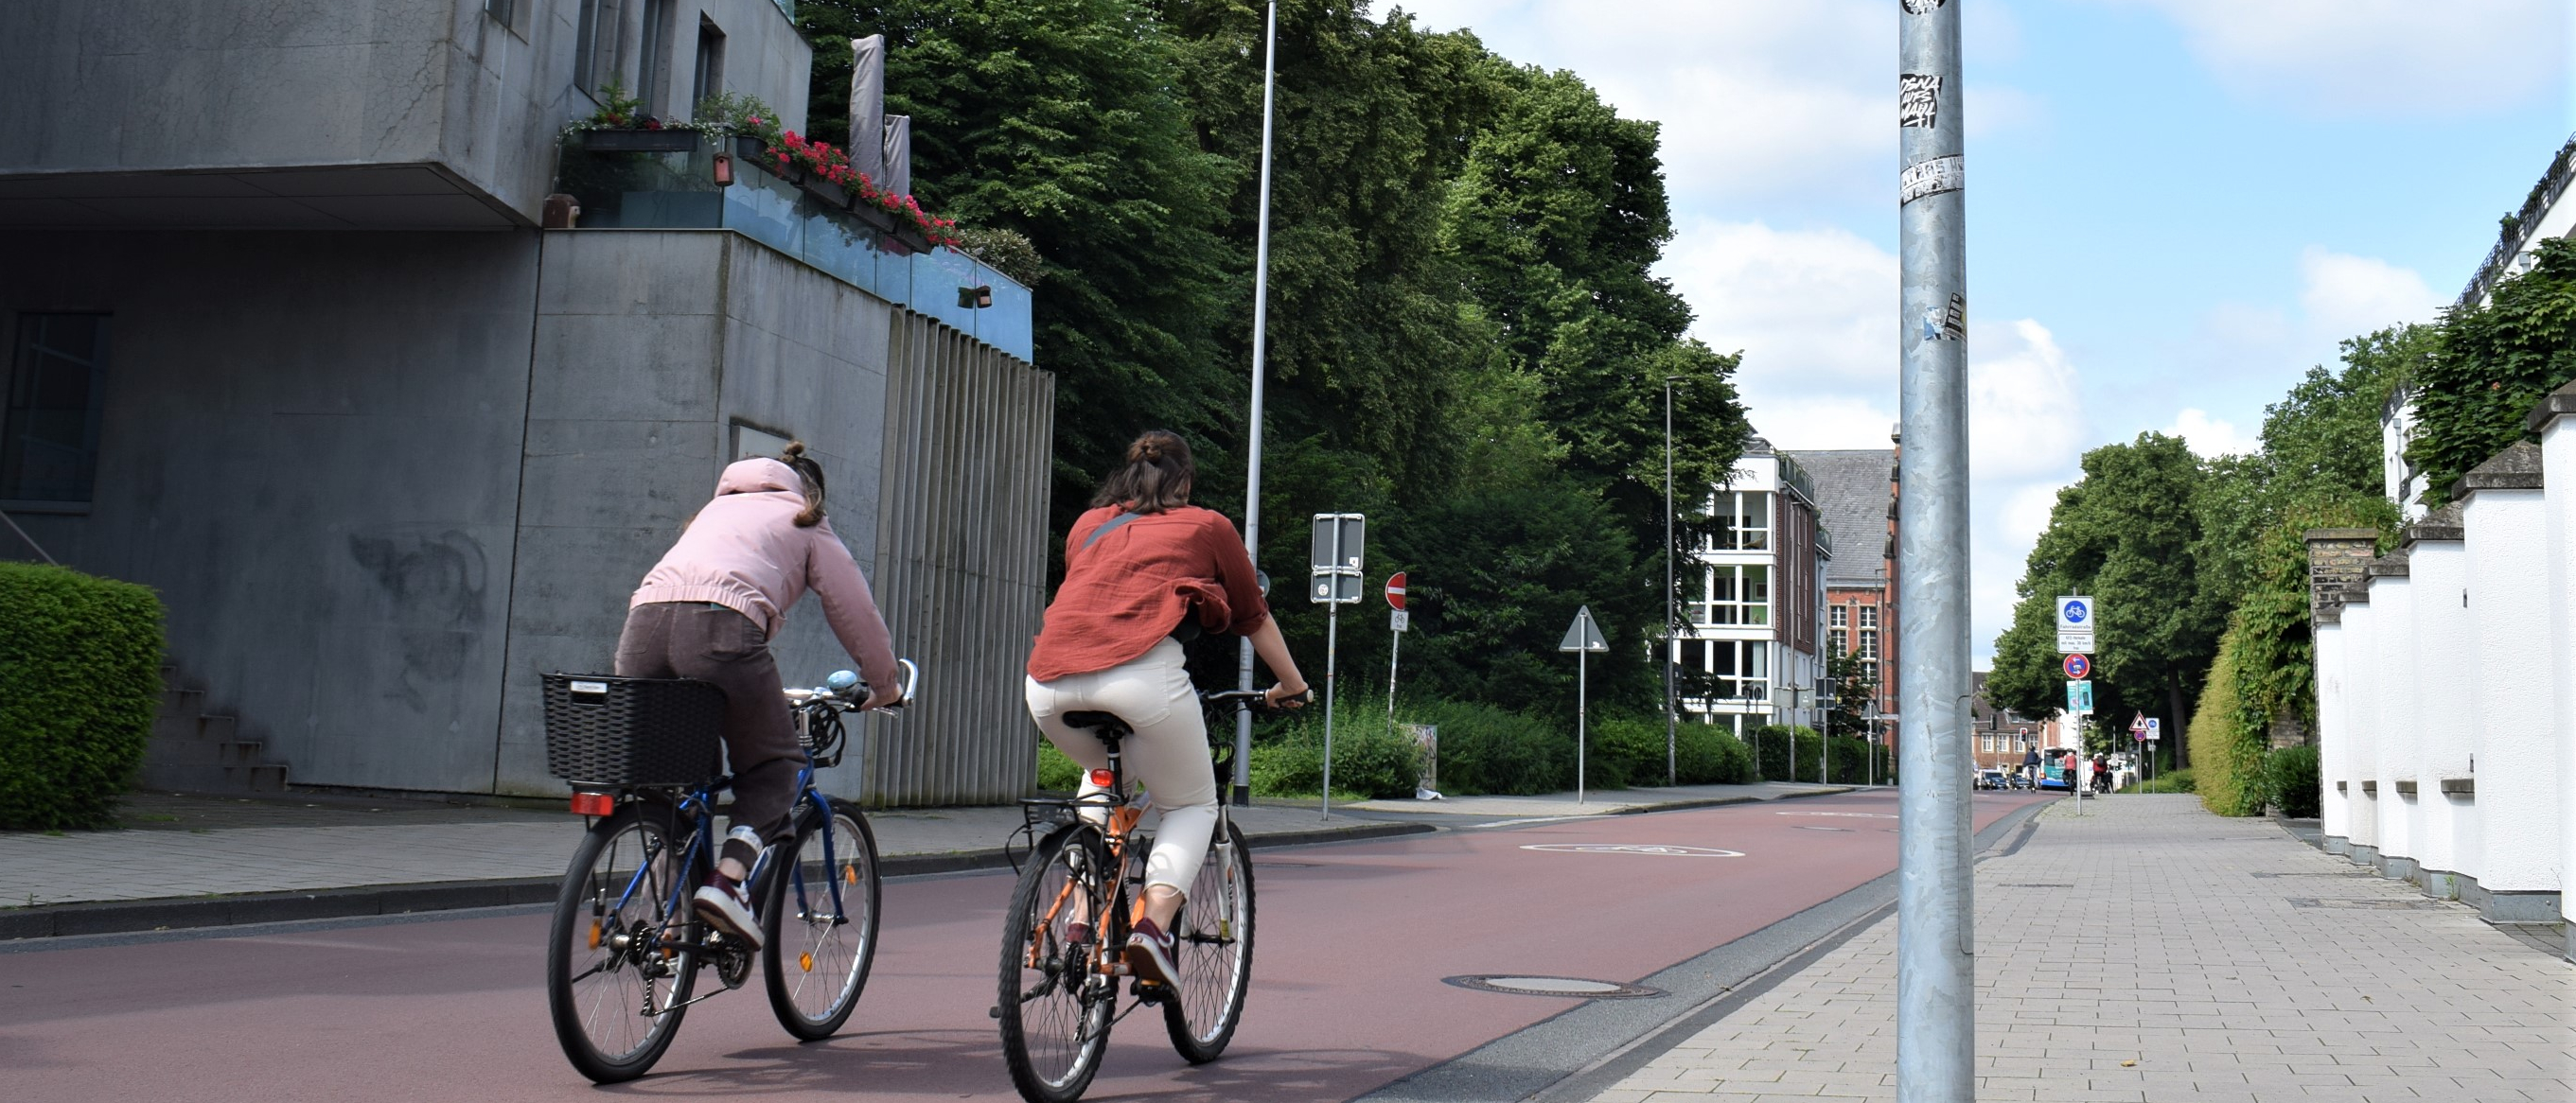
[555,137,1033,362]
[2458,131,2576,310]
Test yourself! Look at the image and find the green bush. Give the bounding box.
[1,563,166,830]
[2140,767,2197,795]
[1034,741,1085,792]
[2263,744,2321,818]
[1674,721,1759,785]
[1753,725,1830,783]
[1404,698,1571,796]
[1248,709,1420,799]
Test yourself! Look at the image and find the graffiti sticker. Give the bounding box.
[1898,154,1964,205]
[1899,74,1942,129]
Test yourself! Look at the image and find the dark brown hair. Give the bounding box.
[1090,429,1194,514]
[781,441,828,528]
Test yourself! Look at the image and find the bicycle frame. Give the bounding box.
[604,749,851,956]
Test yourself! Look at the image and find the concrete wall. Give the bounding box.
[0,228,540,791]
[2406,533,2468,889]
[2315,622,2349,848]
[2368,566,2414,873]
[2342,593,2379,859]
[0,0,811,221]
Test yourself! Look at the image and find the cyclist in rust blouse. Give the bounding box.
[1025,429,1308,988]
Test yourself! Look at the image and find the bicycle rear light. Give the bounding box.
[1088,768,1116,789]
[569,792,615,816]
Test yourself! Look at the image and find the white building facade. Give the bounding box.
[1674,441,1829,737]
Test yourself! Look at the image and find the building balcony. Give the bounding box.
[555,139,1032,361]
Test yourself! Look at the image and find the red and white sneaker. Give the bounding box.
[1124,917,1179,986]
[693,874,763,950]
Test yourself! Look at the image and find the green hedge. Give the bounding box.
[1587,714,1758,789]
[1248,709,1421,800]
[2263,744,2321,818]
[2139,767,2197,795]
[1404,698,1571,796]
[1,563,166,830]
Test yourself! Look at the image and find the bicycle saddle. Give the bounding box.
[1060,710,1129,733]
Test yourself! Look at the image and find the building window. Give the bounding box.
[1829,605,1848,629]
[692,15,728,110]
[636,0,672,114]
[3,315,109,506]
[1696,564,1770,626]
[485,0,516,26]
[1711,490,1771,551]
[1828,627,1846,655]
[1858,604,1878,630]
[575,0,627,99]
[1676,639,1770,704]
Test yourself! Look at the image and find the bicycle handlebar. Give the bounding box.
[785,657,921,714]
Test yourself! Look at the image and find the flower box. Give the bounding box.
[803,178,851,209]
[892,224,935,254]
[579,129,701,153]
[850,204,896,234]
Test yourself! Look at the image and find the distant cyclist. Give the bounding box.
[1024,429,1308,986]
[617,443,901,949]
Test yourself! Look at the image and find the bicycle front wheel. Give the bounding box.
[762,803,881,1040]
[998,824,1116,1103]
[1162,819,1254,1062]
[546,802,704,1083]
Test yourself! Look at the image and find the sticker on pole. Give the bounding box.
[2066,679,2093,713]
[1559,605,1608,653]
[2061,654,2090,679]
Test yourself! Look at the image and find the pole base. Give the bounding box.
[1231,784,1251,805]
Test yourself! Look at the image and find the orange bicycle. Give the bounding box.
[994,688,1270,1103]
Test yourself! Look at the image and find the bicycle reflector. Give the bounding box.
[569,792,615,816]
[1088,768,1116,789]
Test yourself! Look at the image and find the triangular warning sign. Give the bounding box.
[1559,605,1609,653]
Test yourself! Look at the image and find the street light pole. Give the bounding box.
[1232,0,1279,805]
[1665,376,1678,787]
[1897,0,1973,1099]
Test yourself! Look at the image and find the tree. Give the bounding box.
[1823,647,1875,738]
[1988,433,2218,764]
[2409,236,2576,507]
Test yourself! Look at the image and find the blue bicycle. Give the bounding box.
[542,661,916,1083]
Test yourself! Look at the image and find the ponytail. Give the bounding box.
[781,441,827,528]
[1090,429,1194,514]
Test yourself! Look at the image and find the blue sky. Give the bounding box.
[1390,0,2576,659]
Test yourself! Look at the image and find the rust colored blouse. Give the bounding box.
[1026,505,1272,682]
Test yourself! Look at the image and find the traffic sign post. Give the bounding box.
[1311,514,1365,820]
[2056,594,2096,654]
[1560,605,1609,805]
[1385,571,1408,726]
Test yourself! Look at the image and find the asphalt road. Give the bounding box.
[0,789,2049,1102]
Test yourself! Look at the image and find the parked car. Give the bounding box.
[1976,769,2006,790]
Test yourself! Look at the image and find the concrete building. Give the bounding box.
[1785,439,1900,754]
[0,1,1052,806]
[1674,439,1829,737]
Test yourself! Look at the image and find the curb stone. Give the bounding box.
[0,820,1435,941]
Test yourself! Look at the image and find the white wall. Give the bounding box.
[2461,485,2555,897]
[2542,416,2576,928]
[2370,570,2416,870]
[2344,597,2380,856]
[2408,537,2471,885]
[2317,622,2350,846]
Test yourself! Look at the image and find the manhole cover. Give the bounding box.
[1519,844,1744,857]
[1443,974,1665,999]
[1775,811,1897,818]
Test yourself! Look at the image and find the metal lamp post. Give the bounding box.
[1231,0,1280,805]
[1664,376,1685,787]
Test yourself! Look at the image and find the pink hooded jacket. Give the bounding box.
[631,458,900,694]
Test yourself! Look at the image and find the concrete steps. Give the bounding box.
[138,666,289,794]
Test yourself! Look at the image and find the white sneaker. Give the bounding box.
[694,876,763,950]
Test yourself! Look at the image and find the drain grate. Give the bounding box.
[1443,974,1665,999]
[2286,898,2446,909]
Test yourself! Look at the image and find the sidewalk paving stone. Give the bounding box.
[1579,795,2574,1103]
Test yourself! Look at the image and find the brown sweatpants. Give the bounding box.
[614,602,803,853]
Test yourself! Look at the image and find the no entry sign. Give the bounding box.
[1385,571,1407,610]
[2062,654,2091,679]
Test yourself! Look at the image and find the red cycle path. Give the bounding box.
[0,790,2045,1102]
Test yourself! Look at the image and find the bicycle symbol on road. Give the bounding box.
[1520,844,1744,858]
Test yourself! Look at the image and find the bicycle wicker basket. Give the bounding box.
[542,673,726,787]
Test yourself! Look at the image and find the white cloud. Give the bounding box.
[1969,319,2086,481]
[1391,0,2031,207]
[2297,247,2444,341]
[2164,409,2259,457]
[1659,218,1899,447]
[2108,0,2571,115]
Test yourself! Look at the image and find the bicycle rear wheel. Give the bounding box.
[762,802,880,1040]
[998,824,1116,1103]
[546,802,704,1083]
[1161,819,1254,1062]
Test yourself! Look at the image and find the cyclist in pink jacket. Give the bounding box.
[617,443,900,948]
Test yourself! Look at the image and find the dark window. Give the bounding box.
[692,17,727,110]
[485,0,514,26]
[574,0,629,100]
[636,0,671,114]
[3,314,109,504]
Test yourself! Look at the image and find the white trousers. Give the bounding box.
[1026,639,1219,894]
